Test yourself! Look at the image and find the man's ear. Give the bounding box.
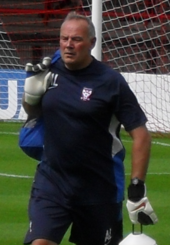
[90,37,96,50]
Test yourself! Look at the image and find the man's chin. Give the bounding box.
[64,58,77,69]
[64,55,75,61]
[64,60,77,70]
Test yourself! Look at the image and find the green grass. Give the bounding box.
[1,122,170,245]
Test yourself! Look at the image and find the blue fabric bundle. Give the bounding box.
[19,49,61,160]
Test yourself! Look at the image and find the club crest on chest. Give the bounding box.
[80,87,92,101]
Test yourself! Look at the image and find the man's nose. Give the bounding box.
[66,38,73,47]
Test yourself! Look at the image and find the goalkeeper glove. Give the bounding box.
[24,57,52,105]
[126,178,158,225]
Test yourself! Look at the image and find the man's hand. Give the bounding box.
[24,57,52,105]
[126,196,158,225]
[126,178,158,225]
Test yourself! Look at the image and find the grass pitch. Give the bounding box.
[0,122,170,245]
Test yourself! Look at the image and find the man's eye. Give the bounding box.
[61,37,68,41]
[73,38,82,42]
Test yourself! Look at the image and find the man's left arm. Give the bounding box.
[129,125,151,181]
[126,125,158,225]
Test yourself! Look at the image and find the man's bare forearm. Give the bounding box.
[22,94,42,119]
[128,125,151,181]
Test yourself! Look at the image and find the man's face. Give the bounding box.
[60,19,96,70]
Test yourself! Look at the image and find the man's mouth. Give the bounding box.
[65,52,75,57]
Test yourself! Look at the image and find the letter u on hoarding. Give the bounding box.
[0,80,17,119]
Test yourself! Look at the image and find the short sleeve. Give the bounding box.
[115,74,147,131]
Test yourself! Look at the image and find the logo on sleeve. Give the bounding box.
[48,74,59,89]
[80,87,92,101]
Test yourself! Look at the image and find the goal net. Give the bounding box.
[0,0,170,134]
[84,0,170,134]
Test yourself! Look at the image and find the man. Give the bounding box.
[23,12,157,245]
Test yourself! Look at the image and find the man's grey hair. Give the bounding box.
[62,11,96,38]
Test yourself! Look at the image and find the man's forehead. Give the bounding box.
[61,19,88,31]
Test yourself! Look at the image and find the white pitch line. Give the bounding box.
[0,131,19,135]
[152,141,170,147]
[0,172,170,179]
[1,131,170,146]
[123,139,170,147]
[0,173,33,178]
[125,172,170,175]
[1,132,170,147]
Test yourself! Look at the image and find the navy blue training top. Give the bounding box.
[40,57,147,205]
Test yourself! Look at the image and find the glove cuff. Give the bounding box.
[25,93,41,105]
[128,178,146,202]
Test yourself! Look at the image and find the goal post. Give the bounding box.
[91,0,102,61]
[0,0,170,135]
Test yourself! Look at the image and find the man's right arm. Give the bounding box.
[22,93,42,119]
[22,57,53,119]
[22,51,61,118]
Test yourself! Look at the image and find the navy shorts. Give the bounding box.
[24,165,123,245]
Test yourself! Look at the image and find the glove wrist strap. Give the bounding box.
[128,178,146,202]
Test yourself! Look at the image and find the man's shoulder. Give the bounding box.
[93,59,122,76]
[50,59,65,74]
[92,59,126,84]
